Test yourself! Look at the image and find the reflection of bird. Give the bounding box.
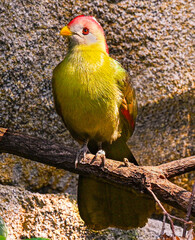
[52,15,155,230]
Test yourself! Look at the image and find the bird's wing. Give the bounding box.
[119,74,137,137]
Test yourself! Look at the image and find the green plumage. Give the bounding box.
[53,17,154,230]
[53,45,131,143]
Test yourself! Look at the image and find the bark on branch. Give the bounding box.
[0,128,195,216]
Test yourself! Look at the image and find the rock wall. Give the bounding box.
[0,0,194,239]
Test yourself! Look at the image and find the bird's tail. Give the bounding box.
[77,138,155,230]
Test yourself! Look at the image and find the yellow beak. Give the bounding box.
[60,26,72,36]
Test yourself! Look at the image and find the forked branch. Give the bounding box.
[0,128,195,216]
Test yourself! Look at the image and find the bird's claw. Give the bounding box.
[75,144,89,168]
[95,149,106,167]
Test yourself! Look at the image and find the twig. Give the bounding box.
[148,186,194,239]
[146,186,176,237]
[160,214,166,237]
[183,180,195,237]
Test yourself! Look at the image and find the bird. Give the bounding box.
[52,15,155,230]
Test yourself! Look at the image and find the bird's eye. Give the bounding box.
[82,27,89,35]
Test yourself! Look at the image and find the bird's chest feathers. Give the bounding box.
[53,49,126,141]
[55,50,122,112]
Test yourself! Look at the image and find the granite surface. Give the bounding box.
[0,185,190,240]
[0,0,194,239]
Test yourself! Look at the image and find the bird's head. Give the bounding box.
[60,15,109,54]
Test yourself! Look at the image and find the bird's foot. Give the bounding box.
[123,158,130,167]
[75,143,89,168]
[95,149,106,167]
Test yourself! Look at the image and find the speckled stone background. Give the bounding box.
[0,0,194,239]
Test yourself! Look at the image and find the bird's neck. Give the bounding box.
[68,42,109,56]
[60,43,114,97]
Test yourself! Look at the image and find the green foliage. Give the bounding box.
[0,237,6,240]
[0,217,7,239]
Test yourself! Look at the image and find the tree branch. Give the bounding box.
[159,156,195,179]
[0,128,195,216]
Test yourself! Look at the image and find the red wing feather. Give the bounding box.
[121,107,135,129]
[120,76,137,133]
